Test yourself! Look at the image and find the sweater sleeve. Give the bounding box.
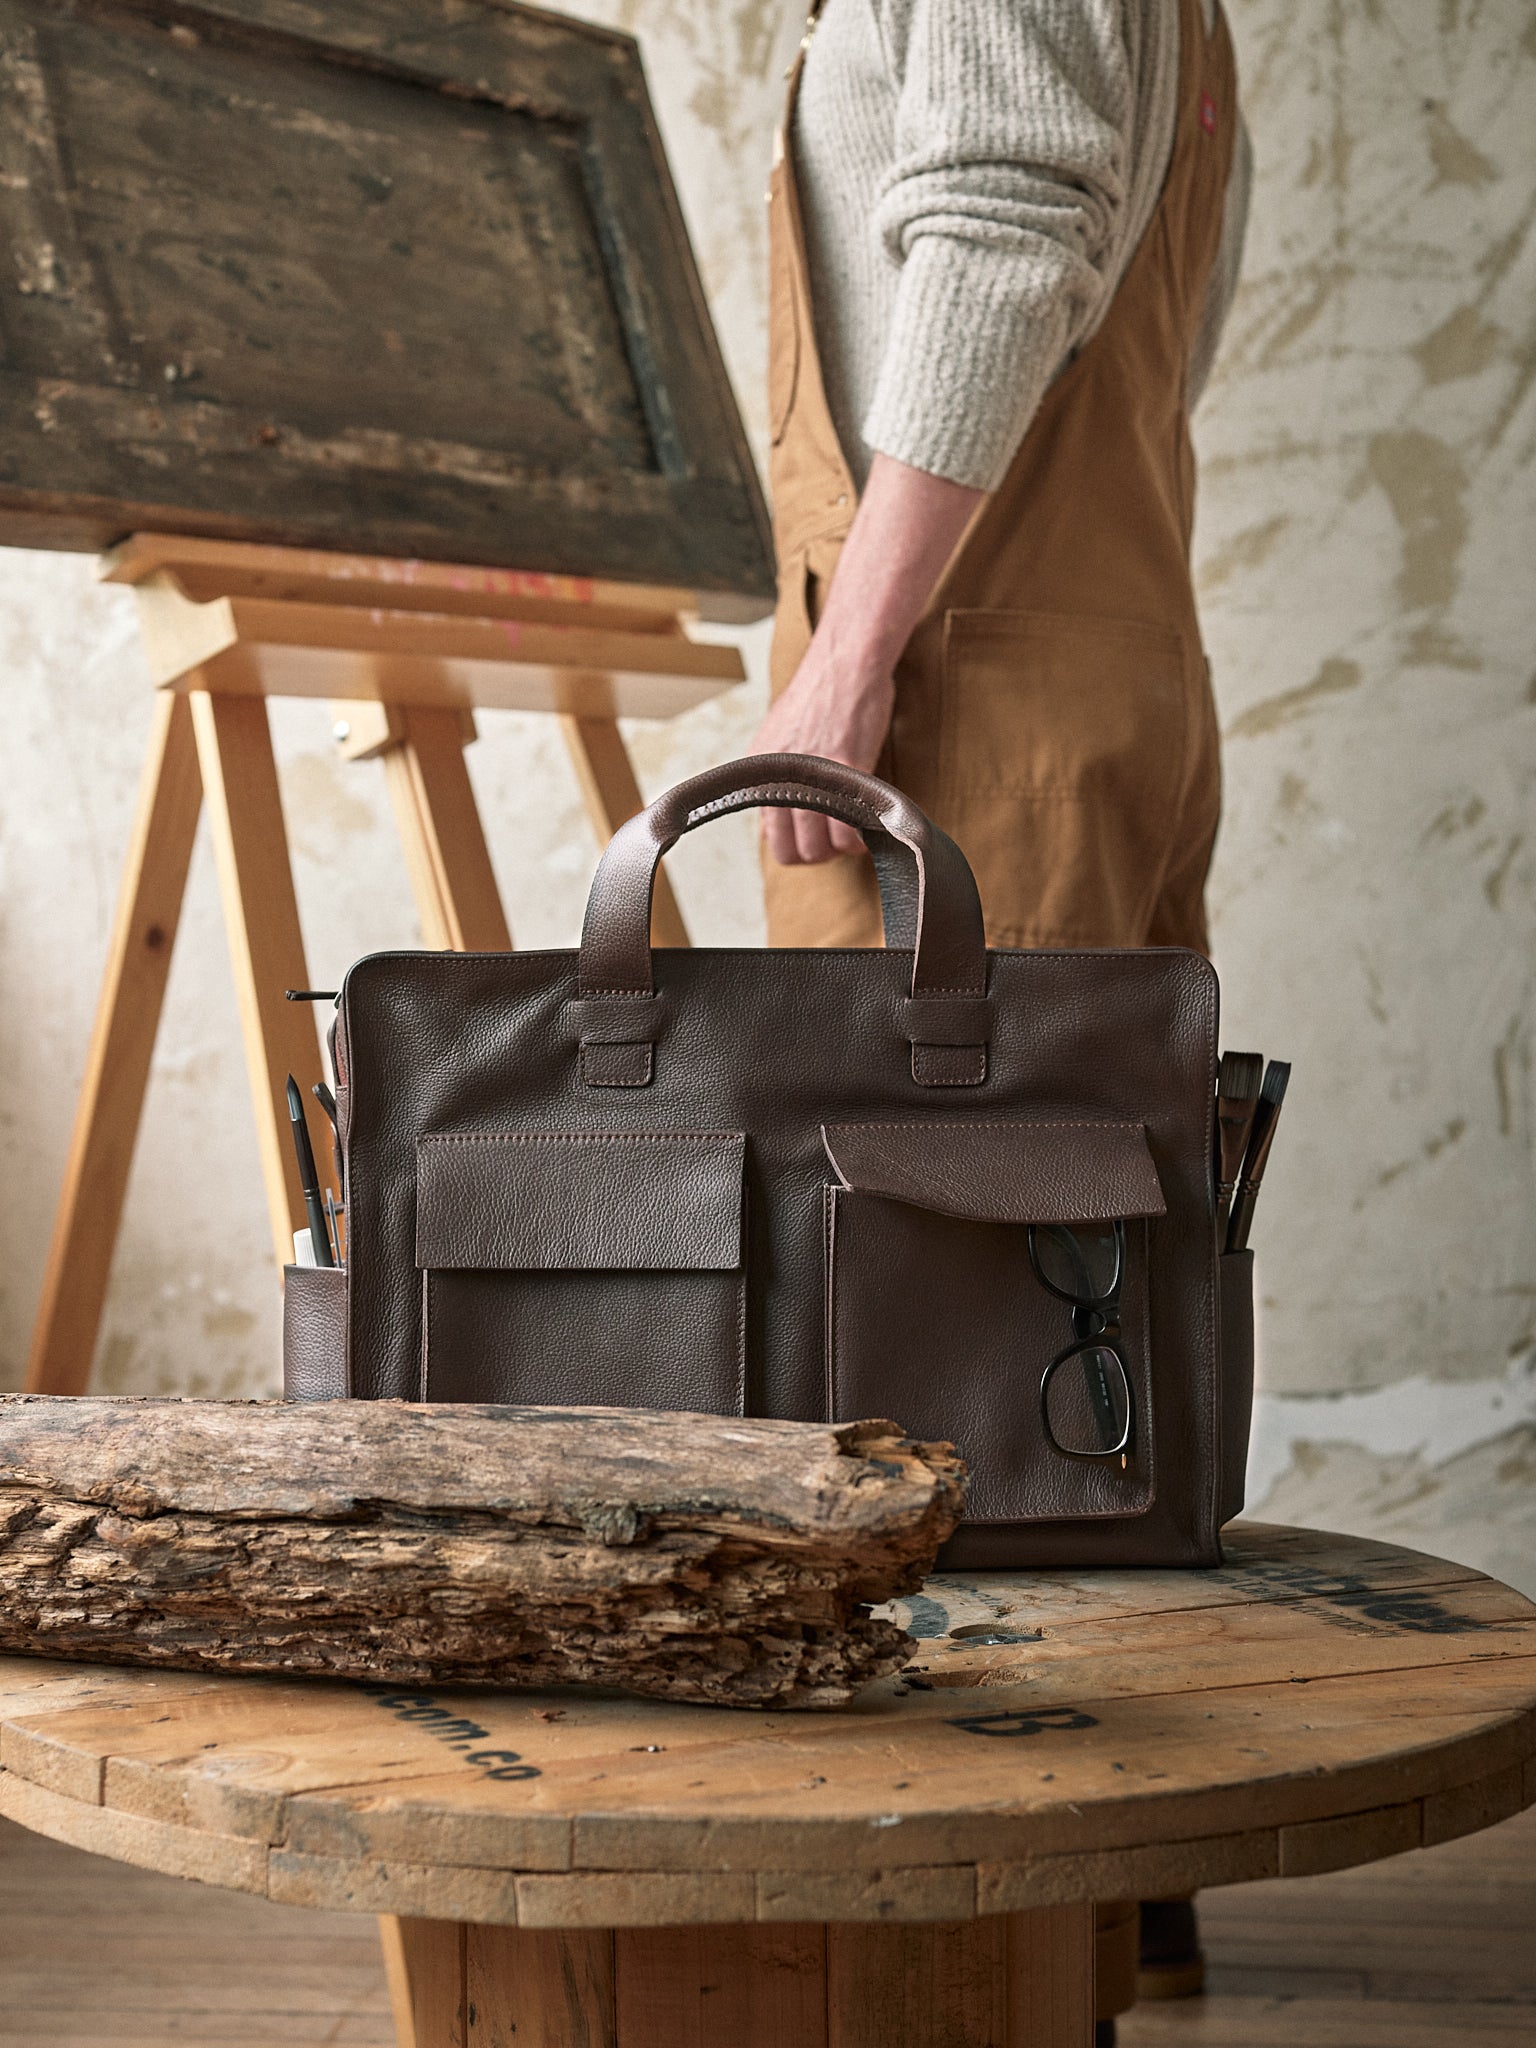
[864,0,1134,490]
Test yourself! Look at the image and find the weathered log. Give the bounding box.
[0,1398,965,1710]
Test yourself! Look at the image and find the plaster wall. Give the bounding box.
[0,2,1531,1589]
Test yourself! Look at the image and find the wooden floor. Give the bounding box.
[0,1806,1531,2045]
[1120,1803,1536,2048]
[0,1815,393,2046]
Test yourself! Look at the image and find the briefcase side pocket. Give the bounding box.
[1218,1248,1255,1525]
[416,1131,747,1414]
[823,1120,1164,1526]
[283,1264,348,1401]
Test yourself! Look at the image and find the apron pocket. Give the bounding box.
[417,1132,746,1412]
[822,1120,1161,1524]
[937,609,1192,946]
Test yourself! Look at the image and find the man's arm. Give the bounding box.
[752,0,1135,865]
[752,452,981,865]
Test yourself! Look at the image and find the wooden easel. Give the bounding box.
[24,534,746,1397]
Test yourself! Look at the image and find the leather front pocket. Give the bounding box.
[416,1132,746,1412]
[937,609,1192,946]
[822,1121,1162,1525]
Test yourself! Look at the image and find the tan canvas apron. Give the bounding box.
[763,0,1237,954]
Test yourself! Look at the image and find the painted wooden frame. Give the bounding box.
[0,0,774,595]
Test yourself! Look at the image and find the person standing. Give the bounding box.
[754,0,1249,960]
[751,7,1250,2031]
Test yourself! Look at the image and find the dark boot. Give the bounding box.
[1137,1895,1206,1999]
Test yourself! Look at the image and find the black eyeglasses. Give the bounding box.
[1027,1221,1133,1462]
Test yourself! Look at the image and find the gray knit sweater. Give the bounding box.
[795,0,1250,491]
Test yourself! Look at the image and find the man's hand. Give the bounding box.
[752,633,896,864]
[753,453,982,866]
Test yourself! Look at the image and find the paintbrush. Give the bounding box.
[1214,1050,1265,1242]
[1226,1060,1292,1253]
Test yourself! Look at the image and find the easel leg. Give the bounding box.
[559,712,689,947]
[189,688,325,1272]
[24,692,203,1394]
[382,706,513,952]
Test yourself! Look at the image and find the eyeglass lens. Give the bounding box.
[1043,1344,1132,1457]
[1030,1220,1121,1303]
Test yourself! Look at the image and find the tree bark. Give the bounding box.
[0,1397,965,1709]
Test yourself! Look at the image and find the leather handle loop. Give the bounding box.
[578,753,987,1001]
[904,995,993,1046]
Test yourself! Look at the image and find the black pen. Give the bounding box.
[286,1074,335,1267]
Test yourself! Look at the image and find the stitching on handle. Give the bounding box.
[684,784,885,830]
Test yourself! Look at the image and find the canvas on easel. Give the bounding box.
[14,0,777,1408]
[0,0,774,596]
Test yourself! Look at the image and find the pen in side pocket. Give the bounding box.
[313,1079,344,1197]
[1214,1050,1264,1241]
[1226,1060,1291,1253]
[286,1074,336,1268]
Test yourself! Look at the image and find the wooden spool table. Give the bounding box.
[1,1523,1532,2047]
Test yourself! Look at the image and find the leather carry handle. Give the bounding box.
[576,754,990,1088]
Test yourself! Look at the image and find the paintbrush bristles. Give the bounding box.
[1225,1056,1294,1252]
[1214,1050,1265,1240]
[1260,1059,1291,1106]
[1218,1051,1264,1101]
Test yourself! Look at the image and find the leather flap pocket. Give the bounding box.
[821,1120,1165,1225]
[416,1132,745,1271]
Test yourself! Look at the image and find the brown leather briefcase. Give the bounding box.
[285,754,1254,1569]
